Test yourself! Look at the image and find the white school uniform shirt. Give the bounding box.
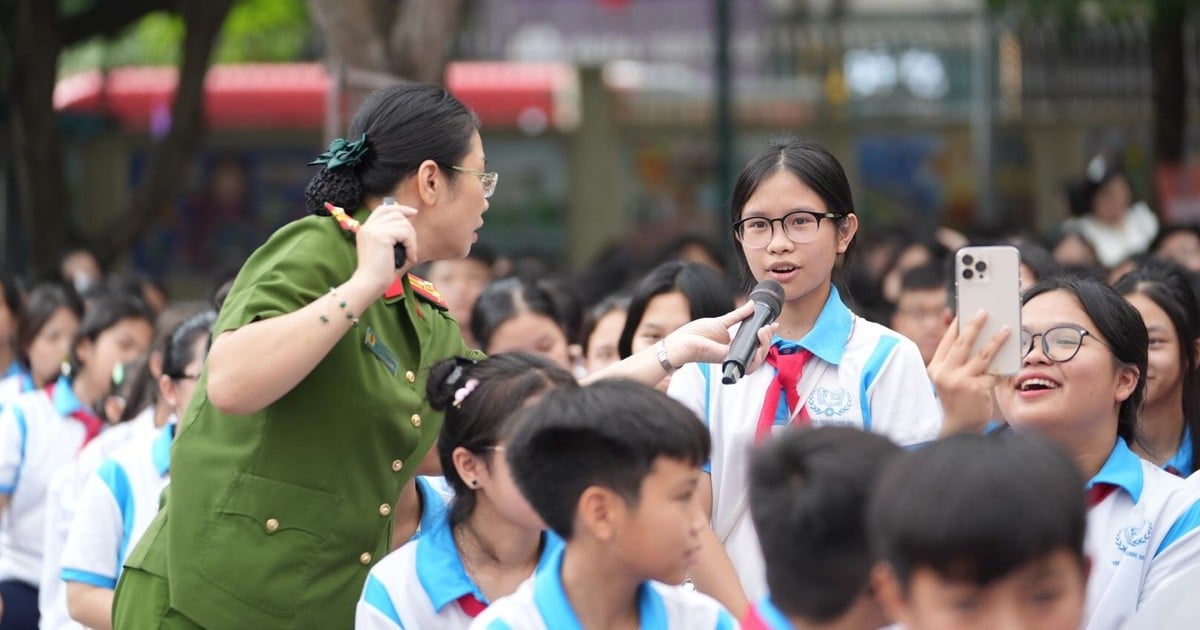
[0,377,99,586]
[667,286,941,601]
[468,544,736,630]
[1084,438,1200,630]
[60,420,174,593]
[38,405,158,630]
[0,363,33,409]
[356,503,563,630]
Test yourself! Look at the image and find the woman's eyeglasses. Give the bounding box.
[450,165,499,198]
[1020,325,1112,362]
[732,210,844,249]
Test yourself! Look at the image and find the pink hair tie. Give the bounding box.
[453,379,480,408]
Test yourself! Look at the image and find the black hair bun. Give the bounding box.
[304,167,364,216]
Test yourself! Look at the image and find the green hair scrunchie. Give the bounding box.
[309,133,369,170]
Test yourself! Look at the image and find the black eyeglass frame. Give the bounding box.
[1020,325,1113,362]
[731,210,846,248]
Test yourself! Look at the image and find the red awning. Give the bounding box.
[53,62,579,132]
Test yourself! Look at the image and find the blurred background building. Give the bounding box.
[3,0,1199,295]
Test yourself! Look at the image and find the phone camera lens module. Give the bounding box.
[962,254,974,265]
[975,261,987,272]
[962,269,974,279]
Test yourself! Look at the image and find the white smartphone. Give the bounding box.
[955,245,1022,375]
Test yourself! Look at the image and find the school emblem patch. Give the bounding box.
[1114,520,1153,563]
[807,387,853,417]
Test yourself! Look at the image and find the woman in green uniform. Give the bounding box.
[112,83,768,629]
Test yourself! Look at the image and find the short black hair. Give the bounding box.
[470,277,566,352]
[618,261,735,359]
[427,352,576,527]
[868,433,1087,590]
[898,262,947,295]
[750,427,901,622]
[505,379,710,539]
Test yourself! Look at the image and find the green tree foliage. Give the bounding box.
[59,0,310,75]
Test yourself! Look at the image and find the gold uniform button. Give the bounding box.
[405,370,416,383]
[379,503,392,517]
[391,459,404,472]
[410,414,422,428]
[265,518,279,533]
[360,552,373,565]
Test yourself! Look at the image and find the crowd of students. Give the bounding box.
[0,81,1199,629]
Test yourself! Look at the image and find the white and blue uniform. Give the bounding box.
[0,378,97,588]
[667,286,942,601]
[1084,438,1200,630]
[39,405,159,630]
[59,421,175,592]
[357,502,562,629]
[0,363,35,409]
[468,544,735,630]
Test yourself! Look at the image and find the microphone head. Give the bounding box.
[748,280,785,320]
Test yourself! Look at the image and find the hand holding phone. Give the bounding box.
[954,245,1022,375]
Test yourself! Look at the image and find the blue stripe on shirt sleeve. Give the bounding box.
[96,459,137,573]
[362,574,404,629]
[61,568,117,589]
[486,620,513,630]
[859,336,899,432]
[1155,499,1200,558]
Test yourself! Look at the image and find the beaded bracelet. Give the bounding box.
[319,286,359,327]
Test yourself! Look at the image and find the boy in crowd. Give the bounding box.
[868,433,1089,630]
[742,426,901,629]
[889,263,950,366]
[471,380,735,629]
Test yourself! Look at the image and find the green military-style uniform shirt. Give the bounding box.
[119,208,482,628]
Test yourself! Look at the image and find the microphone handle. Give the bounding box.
[381,196,408,268]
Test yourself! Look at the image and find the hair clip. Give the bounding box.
[453,378,480,409]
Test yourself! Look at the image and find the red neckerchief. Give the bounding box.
[456,593,487,617]
[754,344,813,443]
[1087,483,1118,508]
[1164,465,1183,478]
[45,381,103,447]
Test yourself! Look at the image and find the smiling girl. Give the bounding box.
[667,137,942,613]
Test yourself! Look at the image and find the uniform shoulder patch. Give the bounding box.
[407,274,449,309]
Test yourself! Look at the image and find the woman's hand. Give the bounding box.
[928,310,1010,435]
[663,302,778,371]
[353,201,419,293]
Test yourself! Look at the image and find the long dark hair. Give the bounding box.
[17,284,84,380]
[1114,260,1200,472]
[304,83,480,215]
[426,353,576,527]
[730,137,857,292]
[1023,276,1147,445]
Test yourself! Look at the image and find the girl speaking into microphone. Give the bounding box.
[668,137,942,615]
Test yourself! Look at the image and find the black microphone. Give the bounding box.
[381,196,407,268]
[722,280,784,385]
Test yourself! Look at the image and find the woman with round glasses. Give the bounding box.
[667,137,941,614]
[934,275,1200,629]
